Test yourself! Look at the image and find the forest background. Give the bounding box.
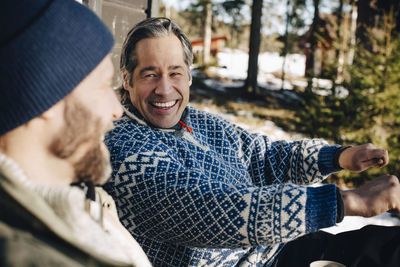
[160,0,400,187]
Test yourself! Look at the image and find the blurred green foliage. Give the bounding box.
[295,32,400,186]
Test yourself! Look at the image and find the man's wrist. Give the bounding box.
[341,190,361,216]
[334,145,352,169]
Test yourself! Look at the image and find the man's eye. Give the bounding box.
[170,72,182,77]
[144,73,157,78]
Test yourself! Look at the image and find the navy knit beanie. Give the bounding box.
[0,0,114,136]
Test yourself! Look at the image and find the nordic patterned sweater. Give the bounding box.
[104,104,342,267]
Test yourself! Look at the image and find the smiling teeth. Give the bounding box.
[153,101,176,108]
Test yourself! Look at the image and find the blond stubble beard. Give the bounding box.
[49,96,111,185]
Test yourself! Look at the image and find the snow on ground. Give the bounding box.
[194,49,400,233]
[209,48,349,97]
[215,48,305,81]
[214,48,305,90]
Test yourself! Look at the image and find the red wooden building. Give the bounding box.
[191,35,230,57]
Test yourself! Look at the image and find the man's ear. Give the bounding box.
[122,70,131,90]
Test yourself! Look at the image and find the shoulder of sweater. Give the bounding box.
[187,105,238,128]
[108,116,150,139]
[186,106,264,145]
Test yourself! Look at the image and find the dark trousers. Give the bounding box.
[272,225,400,267]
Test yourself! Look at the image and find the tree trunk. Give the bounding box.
[381,4,394,92]
[356,0,377,51]
[202,0,212,65]
[305,0,320,81]
[334,0,344,87]
[281,0,292,90]
[347,1,358,67]
[396,5,400,32]
[244,0,263,97]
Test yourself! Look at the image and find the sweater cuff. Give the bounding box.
[318,145,341,175]
[305,184,337,232]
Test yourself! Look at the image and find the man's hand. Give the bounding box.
[338,143,388,172]
[342,175,400,217]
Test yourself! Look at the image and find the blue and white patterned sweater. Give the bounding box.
[104,105,341,267]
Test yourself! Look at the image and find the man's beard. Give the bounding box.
[49,96,111,185]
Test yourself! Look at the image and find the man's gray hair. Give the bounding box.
[119,17,193,105]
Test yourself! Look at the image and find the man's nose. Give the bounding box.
[154,75,172,95]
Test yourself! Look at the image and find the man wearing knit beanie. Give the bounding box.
[0,0,151,266]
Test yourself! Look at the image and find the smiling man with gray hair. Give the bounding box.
[105,17,400,267]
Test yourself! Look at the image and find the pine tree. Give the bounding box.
[295,1,400,185]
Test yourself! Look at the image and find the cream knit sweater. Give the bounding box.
[0,153,152,267]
